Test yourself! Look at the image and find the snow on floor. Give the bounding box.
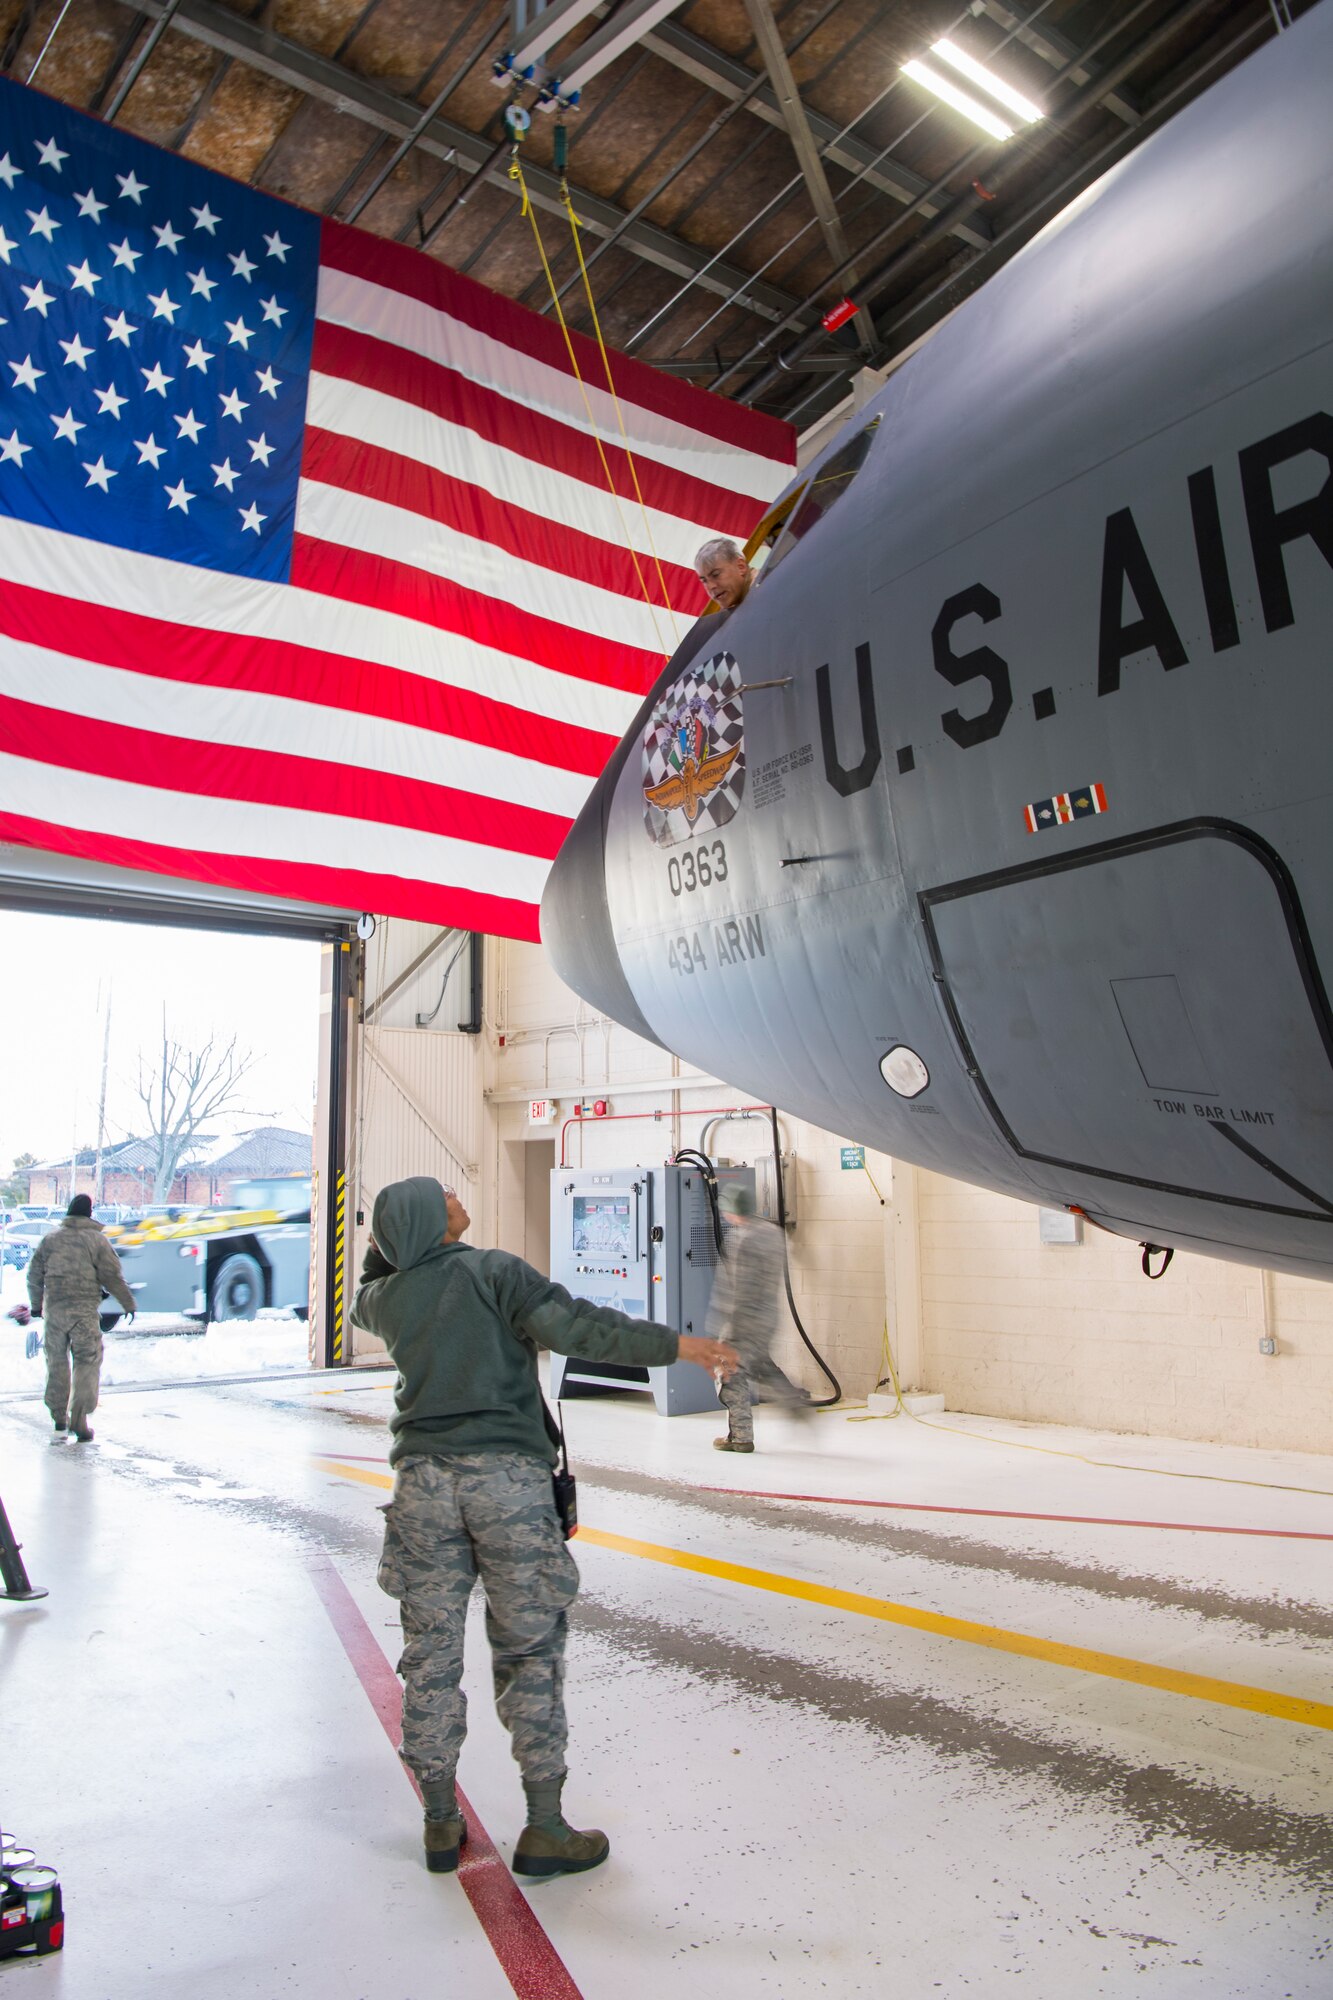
[0,1258,308,1393]
[2,1371,1329,1998]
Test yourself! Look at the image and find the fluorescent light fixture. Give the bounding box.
[901,59,1014,142]
[931,38,1045,124]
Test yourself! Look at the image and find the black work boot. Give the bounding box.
[421,1780,467,1874]
[513,1778,609,1879]
[72,1426,94,1443]
[52,1416,67,1433]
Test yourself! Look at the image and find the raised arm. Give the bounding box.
[504,1263,737,1377]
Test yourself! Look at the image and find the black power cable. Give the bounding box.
[767,1108,840,1406]
[675,1132,841,1406]
[672,1147,724,1252]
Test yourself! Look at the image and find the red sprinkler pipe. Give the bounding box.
[559,1104,771,1167]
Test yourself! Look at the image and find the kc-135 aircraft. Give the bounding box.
[543,4,1333,1282]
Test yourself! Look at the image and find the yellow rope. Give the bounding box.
[507,154,671,657]
[560,177,679,646]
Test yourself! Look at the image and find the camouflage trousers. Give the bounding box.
[719,1342,813,1446]
[377,1451,579,1792]
[43,1310,103,1434]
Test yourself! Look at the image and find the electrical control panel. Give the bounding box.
[549,1164,755,1415]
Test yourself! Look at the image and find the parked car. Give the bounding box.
[2,1220,59,1269]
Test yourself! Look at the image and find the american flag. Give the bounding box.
[0,78,794,940]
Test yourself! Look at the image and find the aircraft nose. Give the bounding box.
[541,763,665,1051]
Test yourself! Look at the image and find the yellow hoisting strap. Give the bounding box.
[559,176,679,645]
[507,151,675,657]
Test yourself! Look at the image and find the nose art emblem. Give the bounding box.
[642,650,746,847]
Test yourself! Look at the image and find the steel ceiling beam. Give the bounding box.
[740,0,875,349]
[851,5,1268,407]
[117,0,816,329]
[641,18,994,252]
[737,0,1236,408]
[977,1,1140,127]
[650,353,847,376]
[509,0,603,67]
[556,0,689,98]
[105,0,183,119]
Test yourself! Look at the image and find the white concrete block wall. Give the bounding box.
[916,1173,1333,1453]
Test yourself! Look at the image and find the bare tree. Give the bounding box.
[136,1021,264,1200]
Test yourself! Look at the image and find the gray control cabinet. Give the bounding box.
[549,1164,754,1414]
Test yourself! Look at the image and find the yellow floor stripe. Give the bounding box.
[312,1460,1332,1732]
[314,1457,394,1485]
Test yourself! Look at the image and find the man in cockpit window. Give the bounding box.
[694,537,754,613]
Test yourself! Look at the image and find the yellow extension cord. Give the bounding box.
[840,1310,1333,1502]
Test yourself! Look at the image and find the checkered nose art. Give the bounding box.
[642,650,746,848]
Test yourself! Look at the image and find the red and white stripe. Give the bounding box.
[0,213,793,939]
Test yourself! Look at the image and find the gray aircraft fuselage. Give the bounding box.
[542,5,1333,1282]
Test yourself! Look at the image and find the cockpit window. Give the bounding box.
[764,415,881,574]
[739,485,805,586]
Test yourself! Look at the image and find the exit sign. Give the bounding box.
[528,1099,557,1125]
[840,1145,865,1170]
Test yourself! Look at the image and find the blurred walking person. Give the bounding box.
[27,1195,136,1442]
[711,1182,813,1453]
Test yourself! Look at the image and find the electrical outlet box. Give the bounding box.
[1258,1336,1277,1356]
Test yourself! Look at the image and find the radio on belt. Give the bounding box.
[549,1164,755,1415]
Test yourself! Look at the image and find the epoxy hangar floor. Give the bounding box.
[1,1368,1330,1999]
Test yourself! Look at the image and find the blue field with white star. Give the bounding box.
[0,78,317,582]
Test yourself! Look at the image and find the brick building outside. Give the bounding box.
[24,1127,311,1210]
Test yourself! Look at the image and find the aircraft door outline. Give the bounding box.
[918,817,1333,1225]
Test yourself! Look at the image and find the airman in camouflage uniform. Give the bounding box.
[351,1175,736,1877]
[28,1195,136,1442]
[378,1452,578,1794]
[709,1182,814,1451]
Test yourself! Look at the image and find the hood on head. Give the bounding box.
[372,1177,449,1271]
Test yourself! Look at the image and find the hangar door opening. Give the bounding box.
[0,879,340,1400]
[345,922,483,1367]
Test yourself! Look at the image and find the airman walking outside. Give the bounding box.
[28,1194,136,1442]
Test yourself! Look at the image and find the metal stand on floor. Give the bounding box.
[0,1495,47,1602]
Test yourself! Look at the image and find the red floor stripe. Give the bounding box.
[307,1556,585,2000]
[702,1489,1333,1540]
[310,1455,1332,1541]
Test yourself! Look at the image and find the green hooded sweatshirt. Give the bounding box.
[350,1176,680,1468]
